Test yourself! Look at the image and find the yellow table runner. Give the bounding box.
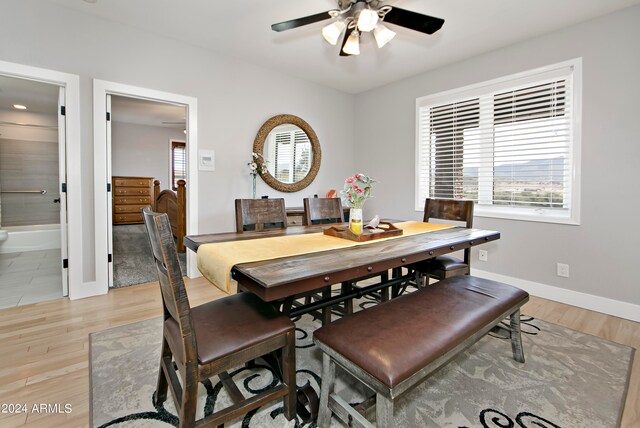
[197,221,454,293]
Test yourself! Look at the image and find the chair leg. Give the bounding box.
[317,353,336,428]
[178,369,199,428]
[510,309,525,363]
[281,331,297,421]
[153,338,170,405]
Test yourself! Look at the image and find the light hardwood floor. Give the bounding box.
[0,277,637,427]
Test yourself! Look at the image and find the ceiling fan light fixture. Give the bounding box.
[322,20,346,45]
[373,23,396,48]
[343,30,360,55]
[357,8,379,32]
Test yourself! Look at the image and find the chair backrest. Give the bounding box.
[303,197,343,225]
[423,198,474,227]
[423,198,474,264]
[235,198,288,232]
[142,206,197,360]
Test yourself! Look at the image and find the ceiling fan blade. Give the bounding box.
[271,10,333,32]
[339,28,352,57]
[383,7,444,35]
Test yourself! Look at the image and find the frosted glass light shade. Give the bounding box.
[343,30,360,55]
[357,8,379,32]
[373,24,396,48]
[322,20,346,45]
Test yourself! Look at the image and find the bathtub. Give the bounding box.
[0,224,61,254]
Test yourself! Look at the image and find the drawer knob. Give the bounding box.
[324,276,330,282]
[450,245,455,250]
[401,257,406,263]
[429,251,434,256]
[367,266,373,272]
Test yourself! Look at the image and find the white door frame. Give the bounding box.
[93,79,198,296]
[57,86,69,296]
[0,60,81,299]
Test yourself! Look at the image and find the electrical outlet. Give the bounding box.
[479,250,488,262]
[557,263,569,278]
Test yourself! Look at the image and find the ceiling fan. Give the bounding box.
[271,0,444,56]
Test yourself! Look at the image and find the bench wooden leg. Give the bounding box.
[510,309,525,363]
[317,353,335,428]
[375,393,394,428]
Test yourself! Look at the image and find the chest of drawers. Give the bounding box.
[112,176,154,224]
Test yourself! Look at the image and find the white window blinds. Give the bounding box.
[171,141,186,190]
[416,60,581,224]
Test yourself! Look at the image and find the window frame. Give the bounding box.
[415,59,582,225]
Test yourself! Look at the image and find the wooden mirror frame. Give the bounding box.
[253,114,321,193]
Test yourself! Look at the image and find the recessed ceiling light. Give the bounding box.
[13,104,27,110]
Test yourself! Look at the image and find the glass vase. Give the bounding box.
[252,174,257,199]
[349,208,363,235]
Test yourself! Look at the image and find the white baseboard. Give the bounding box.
[472,269,640,323]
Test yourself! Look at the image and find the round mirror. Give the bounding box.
[253,114,321,192]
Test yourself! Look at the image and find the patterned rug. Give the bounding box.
[90,302,634,427]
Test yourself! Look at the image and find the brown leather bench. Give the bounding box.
[313,275,529,428]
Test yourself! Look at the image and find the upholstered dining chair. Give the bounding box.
[142,207,297,427]
[235,198,288,231]
[412,198,475,286]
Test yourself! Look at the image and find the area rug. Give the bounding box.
[112,224,186,288]
[90,306,634,427]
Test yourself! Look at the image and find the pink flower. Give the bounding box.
[356,188,363,195]
[355,173,362,180]
[345,177,354,184]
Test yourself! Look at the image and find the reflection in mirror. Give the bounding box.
[253,114,321,193]
[264,123,313,184]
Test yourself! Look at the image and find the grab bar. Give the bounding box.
[0,189,47,194]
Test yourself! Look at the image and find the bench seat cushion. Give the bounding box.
[313,276,529,389]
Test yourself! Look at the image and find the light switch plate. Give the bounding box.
[198,150,215,171]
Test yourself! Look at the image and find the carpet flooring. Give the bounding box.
[112,224,186,288]
[90,303,634,427]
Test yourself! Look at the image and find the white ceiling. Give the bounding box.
[48,0,640,94]
[0,75,59,114]
[111,96,186,128]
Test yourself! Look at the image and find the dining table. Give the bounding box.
[184,221,500,317]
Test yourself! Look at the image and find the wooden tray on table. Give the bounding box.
[323,222,403,242]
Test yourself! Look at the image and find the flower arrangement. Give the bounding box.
[248,152,269,176]
[340,173,375,209]
[248,152,269,198]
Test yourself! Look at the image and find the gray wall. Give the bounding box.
[0,109,59,227]
[354,6,640,306]
[0,1,356,283]
[111,121,185,189]
[0,138,59,226]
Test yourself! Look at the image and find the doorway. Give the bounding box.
[0,75,67,308]
[93,79,199,296]
[109,95,187,288]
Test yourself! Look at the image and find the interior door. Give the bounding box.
[58,86,69,296]
[106,94,113,288]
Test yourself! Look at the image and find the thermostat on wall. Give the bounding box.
[198,150,215,171]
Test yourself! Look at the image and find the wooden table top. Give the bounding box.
[185,225,500,302]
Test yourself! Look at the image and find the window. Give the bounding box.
[171,140,186,190]
[267,126,311,183]
[416,59,581,224]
